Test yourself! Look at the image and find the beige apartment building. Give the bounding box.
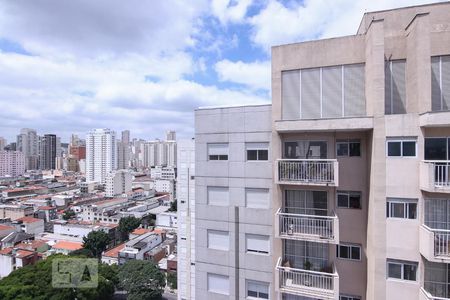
[193,2,450,300]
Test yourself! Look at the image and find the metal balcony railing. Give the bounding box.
[277,159,338,186]
[277,208,339,243]
[421,161,450,192]
[276,257,339,299]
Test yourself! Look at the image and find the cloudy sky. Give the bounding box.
[0,0,442,142]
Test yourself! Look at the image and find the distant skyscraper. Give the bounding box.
[0,151,25,177]
[177,139,195,300]
[16,128,39,170]
[117,141,130,169]
[0,137,6,150]
[166,130,176,141]
[86,129,117,183]
[40,134,57,170]
[122,130,130,144]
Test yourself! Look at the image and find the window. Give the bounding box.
[425,137,449,160]
[336,139,361,157]
[284,140,327,159]
[246,143,269,161]
[386,140,416,157]
[387,260,417,281]
[431,56,450,112]
[207,273,229,295]
[340,296,361,300]
[337,244,361,260]
[337,191,361,209]
[385,60,406,115]
[208,143,228,160]
[386,199,417,219]
[246,188,270,209]
[207,230,229,251]
[207,186,229,206]
[246,234,269,255]
[247,280,269,299]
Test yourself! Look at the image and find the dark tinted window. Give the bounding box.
[387,142,401,156]
[349,142,361,156]
[425,138,447,160]
[402,141,416,156]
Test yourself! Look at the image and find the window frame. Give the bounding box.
[336,139,361,157]
[245,188,270,209]
[386,260,418,282]
[336,244,361,261]
[207,143,229,161]
[245,234,270,255]
[207,186,229,207]
[246,280,270,300]
[386,198,418,220]
[207,273,230,295]
[340,296,361,300]
[337,191,362,209]
[386,139,417,158]
[246,143,269,161]
[207,229,230,251]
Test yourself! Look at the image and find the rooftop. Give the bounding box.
[103,243,125,258]
[16,216,43,224]
[52,241,83,251]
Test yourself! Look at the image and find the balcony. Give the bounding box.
[420,287,450,300]
[276,209,339,244]
[420,161,450,193]
[420,225,450,262]
[277,159,339,186]
[276,257,339,300]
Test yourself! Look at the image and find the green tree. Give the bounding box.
[82,230,111,259]
[167,272,177,290]
[0,254,117,300]
[118,260,165,300]
[118,216,141,241]
[62,209,75,220]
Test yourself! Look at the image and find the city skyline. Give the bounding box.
[0,0,442,142]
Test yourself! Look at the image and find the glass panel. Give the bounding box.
[391,203,405,218]
[337,143,349,156]
[339,245,349,259]
[404,264,417,281]
[337,194,348,207]
[258,150,268,160]
[351,246,361,260]
[349,142,361,156]
[349,195,361,209]
[388,263,402,279]
[408,203,417,219]
[425,138,447,160]
[387,142,401,156]
[247,150,257,160]
[402,141,416,156]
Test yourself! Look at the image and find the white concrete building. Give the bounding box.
[105,170,132,197]
[86,128,117,183]
[141,139,177,168]
[16,128,39,170]
[150,166,176,180]
[0,151,25,177]
[156,212,178,229]
[177,138,196,300]
[118,232,162,264]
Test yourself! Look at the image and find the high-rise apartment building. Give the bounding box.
[117,141,130,170]
[16,128,39,170]
[167,130,176,141]
[0,137,6,151]
[122,130,130,144]
[141,139,177,168]
[105,170,132,197]
[0,151,25,177]
[86,129,117,183]
[177,139,196,300]
[191,3,450,300]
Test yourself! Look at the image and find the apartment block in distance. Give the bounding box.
[192,2,450,300]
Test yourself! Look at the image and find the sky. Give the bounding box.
[0,0,443,142]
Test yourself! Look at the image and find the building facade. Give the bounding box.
[16,128,39,170]
[105,170,132,197]
[40,134,57,170]
[192,3,450,300]
[177,139,196,300]
[0,151,25,177]
[86,128,117,183]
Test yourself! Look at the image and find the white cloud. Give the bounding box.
[211,0,253,25]
[249,0,447,51]
[215,59,271,90]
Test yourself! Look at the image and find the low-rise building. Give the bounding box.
[105,170,132,197]
[150,166,176,180]
[0,247,38,278]
[156,212,177,229]
[0,205,33,221]
[14,217,45,235]
[101,243,125,265]
[118,232,162,265]
[52,241,83,255]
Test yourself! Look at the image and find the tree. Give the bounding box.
[167,272,177,290]
[118,216,141,241]
[82,230,111,258]
[118,260,165,300]
[62,209,76,220]
[168,200,177,212]
[0,254,117,300]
